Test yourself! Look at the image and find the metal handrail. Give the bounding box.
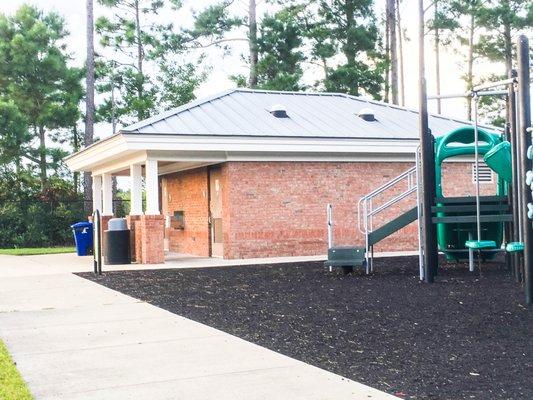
[360,166,417,200]
[357,165,417,235]
[368,186,418,217]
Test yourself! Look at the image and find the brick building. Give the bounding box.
[65,89,499,264]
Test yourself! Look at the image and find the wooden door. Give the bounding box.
[209,167,223,257]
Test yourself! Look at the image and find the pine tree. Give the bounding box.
[0,6,83,188]
[96,0,205,125]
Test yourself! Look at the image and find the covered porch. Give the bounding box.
[66,134,227,264]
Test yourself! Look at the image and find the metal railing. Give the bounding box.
[357,151,421,272]
[357,165,418,236]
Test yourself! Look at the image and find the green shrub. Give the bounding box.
[0,173,85,248]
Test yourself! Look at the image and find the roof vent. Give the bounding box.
[358,107,376,122]
[270,104,288,118]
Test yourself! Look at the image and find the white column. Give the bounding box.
[130,164,143,215]
[102,172,113,216]
[92,175,102,212]
[145,159,160,215]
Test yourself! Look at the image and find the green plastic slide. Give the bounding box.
[484,141,512,184]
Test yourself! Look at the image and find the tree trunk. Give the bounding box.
[248,0,258,88]
[73,125,79,193]
[111,62,117,134]
[134,0,146,119]
[38,125,47,188]
[344,0,356,65]
[387,0,398,104]
[84,0,95,214]
[321,57,328,81]
[434,0,442,114]
[466,13,475,120]
[384,5,390,103]
[396,0,405,106]
[503,20,512,79]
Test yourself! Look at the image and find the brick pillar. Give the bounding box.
[135,221,143,264]
[126,215,142,263]
[101,215,113,231]
[139,215,165,264]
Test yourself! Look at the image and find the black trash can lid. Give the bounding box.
[71,221,93,229]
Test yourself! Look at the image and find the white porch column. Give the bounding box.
[92,175,102,212]
[130,164,143,215]
[145,159,160,215]
[102,172,113,216]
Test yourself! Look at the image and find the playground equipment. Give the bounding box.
[434,126,508,265]
[416,19,531,303]
[356,126,510,272]
[325,204,367,274]
[351,25,531,304]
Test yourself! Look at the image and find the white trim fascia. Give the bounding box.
[128,134,420,155]
[91,151,148,176]
[65,133,434,173]
[65,134,129,172]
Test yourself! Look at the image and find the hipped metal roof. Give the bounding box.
[121,88,495,139]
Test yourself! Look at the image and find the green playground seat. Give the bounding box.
[465,240,497,250]
[506,242,524,252]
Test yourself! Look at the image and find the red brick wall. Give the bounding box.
[441,161,498,197]
[160,160,500,260]
[161,168,210,256]
[222,161,499,259]
[222,161,418,259]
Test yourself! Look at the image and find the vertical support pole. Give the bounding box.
[327,204,333,249]
[418,0,439,283]
[92,175,102,213]
[508,69,521,280]
[102,173,113,216]
[145,159,160,215]
[468,232,474,272]
[416,146,425,280]
[504,91,514,274]
[327,204,333,272]
[517,35,531,304]
[92,209,102,275]
[130,164,143,215]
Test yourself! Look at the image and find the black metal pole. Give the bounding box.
[93,209,102,275]
[504,114,513,274]
[508,70,521,281]
[418,0,438,283]
[517,35,531,304]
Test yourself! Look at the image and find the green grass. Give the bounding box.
[0,340,33,400]
[0,247,75,256]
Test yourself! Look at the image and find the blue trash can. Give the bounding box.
[71,221,93,256]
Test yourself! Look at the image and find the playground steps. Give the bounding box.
[367,206,418,246]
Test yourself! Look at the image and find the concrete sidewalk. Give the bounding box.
[0,254,400,399]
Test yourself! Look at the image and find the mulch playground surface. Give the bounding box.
[79,256,532,400]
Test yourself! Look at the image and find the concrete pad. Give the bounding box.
[41,365,389,400]
[0,274,133,312]
[1,313,222,355]
[0,254,400,400]
[0,301,169,330]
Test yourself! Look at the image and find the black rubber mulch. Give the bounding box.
[79,256,532,400]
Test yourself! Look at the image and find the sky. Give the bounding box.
[0,0,527,141]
